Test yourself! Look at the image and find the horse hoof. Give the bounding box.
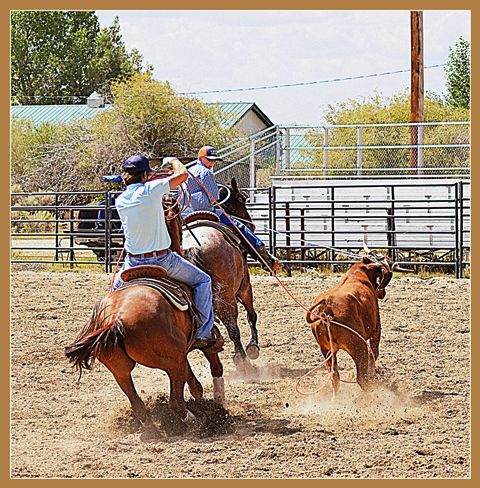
[233,352,247,367]
[246,343,260,360]
[183,409,197,423]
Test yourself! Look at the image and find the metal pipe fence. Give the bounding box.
[212,122,470,186]
[11,180,470,277]
[11,190,123,271]
[246,180,470,277]
[278,122,470,178]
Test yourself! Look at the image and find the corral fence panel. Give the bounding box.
[246,179,470,277]
[11,179,470,277]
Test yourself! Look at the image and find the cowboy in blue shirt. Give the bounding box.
[112,154,222,351]
[183,146,280,271]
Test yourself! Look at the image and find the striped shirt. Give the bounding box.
[183,160,219,215]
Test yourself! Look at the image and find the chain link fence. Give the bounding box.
[212,122,470,186]
[280,122,470,178]
[214,126,279,188]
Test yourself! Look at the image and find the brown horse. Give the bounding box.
[64,199,224,430]
[182,178,259,365]
[218,178,255,231]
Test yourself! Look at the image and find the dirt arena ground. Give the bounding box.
[11,270,470,479]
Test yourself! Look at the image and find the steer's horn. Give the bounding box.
[392,263,415,273]
[362,242,371,255]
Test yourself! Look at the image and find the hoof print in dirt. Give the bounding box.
[148,396,188,437]
[187,398,235,437]
[113,410,143,434]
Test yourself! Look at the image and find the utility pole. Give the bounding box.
[410,11,424,173]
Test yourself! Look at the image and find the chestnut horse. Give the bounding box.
[64,199,224,428]
[182,178,259,365]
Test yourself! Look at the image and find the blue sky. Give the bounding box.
[96,10,470,125]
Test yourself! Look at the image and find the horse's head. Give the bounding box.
[163,196,183,255]
[218,178,255,231]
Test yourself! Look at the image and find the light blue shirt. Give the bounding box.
[115,178,171,254]
[182,160,219,215]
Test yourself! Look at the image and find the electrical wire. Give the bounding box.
[11,64,446,100]
[179,64,446,95]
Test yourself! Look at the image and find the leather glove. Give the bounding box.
[161,157,176,170]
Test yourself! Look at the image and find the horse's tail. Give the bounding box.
[64,299,125,379]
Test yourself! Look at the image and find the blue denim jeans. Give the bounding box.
[112,250,214,339]
[218,213,263,253]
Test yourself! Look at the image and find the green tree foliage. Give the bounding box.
[322,90,468,125]
[302,91,469,175]
[11,11,150,105]
[11,74,239,200]
[445,37,470,109]
[11,118,64,177]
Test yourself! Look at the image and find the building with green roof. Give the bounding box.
[11,93,274,136]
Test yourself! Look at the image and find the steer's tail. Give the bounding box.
[306,298,332,324]
[64,299,125,379]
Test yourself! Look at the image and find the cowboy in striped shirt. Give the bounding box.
[182,146,281,271]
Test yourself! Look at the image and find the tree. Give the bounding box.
[11,74,240,199]
[302,90,469,174]
[11,11,150,105]
[444,37,470,109]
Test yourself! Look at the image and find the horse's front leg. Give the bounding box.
[237,275,260,360]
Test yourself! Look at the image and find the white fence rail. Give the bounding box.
[214,122,470,186]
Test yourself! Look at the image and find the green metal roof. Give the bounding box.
[11,101,274,129]
[213,101,253,129]
[10,104,113,125]
[213,101,274,129]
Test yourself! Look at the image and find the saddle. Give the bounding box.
[183,211,244,251]
[118,265,193,313]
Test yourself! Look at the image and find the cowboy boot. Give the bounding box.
[192,325,224,353]
[257,245,282,272]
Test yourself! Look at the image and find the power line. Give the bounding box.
[11,63,446,100]
[179,63,446,95]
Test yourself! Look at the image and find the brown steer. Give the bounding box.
[306,255,395,393]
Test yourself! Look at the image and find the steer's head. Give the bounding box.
[361,252,414,299]
[361,254,394,299]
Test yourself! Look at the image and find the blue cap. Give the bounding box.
[123,155,152,172]
[198,146,222,160]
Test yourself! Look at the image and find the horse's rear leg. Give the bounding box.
[216,296,247,365]
[237,274,259,360]
[202,349,225,404]
[166,361,189,421]
[99,351,149,426]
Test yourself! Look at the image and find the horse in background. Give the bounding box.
[182,178,260,366]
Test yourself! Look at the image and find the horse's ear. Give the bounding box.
[230,177,239,192]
